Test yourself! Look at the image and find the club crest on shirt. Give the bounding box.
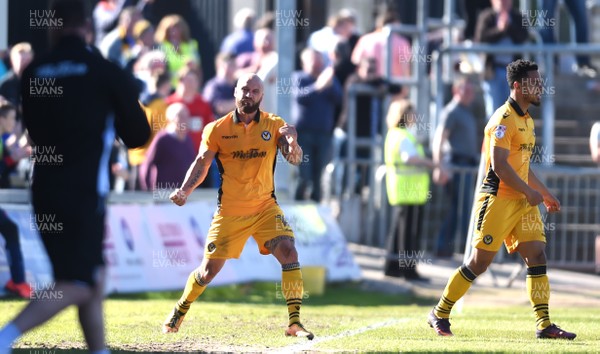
[261,130,271,141]
[494,125,507,139]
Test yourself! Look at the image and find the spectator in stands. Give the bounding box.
[220,8,255,57]
[351,9,411,79]
[132,50,167,101]
[255,11,275,30]
[475,0,528,119]
[237,28,278,113]
[203,52,237,118]
[155,14,200,88]
[128,72,171,190]
[0,42,34,123]
[338,57,402,194]
[166,67,213,155]
[292,48,342,202]
[140,102,195,191]
[308,12,356,67]
[0,99,29,188]
[93,0,130,47]
[538,0,596,77]
[432,76,479,258]
[332,9,360,89]
[99,6,141,68]
[125,19,156,72]
[384,99,442,280]
[590,122,600,165]
[459,0,491,41]
[0,102,30,299]
[0,50,8,79]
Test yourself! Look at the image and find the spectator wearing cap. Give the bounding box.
[125,19,156,72]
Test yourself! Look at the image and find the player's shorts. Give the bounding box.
[32,193,106,286]
[204,204,295,259]
[472,193,546,253]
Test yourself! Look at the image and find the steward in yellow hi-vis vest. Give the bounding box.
[383,99,437,281]
[385,127,430,205]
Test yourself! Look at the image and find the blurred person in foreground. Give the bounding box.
[427,59,576,340]
[384,99,445,280]
[292,48,342,202]
[432,77,479,258]
[0,1,150,353]
[162,73,314,340]
[0,101,30,299]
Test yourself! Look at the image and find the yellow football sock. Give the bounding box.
[434,265,477,318]
[527,264,551,330]
[282,262,303,326]
[175,268,207,315]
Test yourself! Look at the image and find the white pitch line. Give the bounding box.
[272,318,410,353]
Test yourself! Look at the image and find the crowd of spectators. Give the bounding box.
[0,0,597,199]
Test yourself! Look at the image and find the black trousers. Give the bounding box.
[384,204,424,276]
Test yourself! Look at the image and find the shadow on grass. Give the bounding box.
[107,281,437,307]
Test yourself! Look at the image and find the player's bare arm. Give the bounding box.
[278,123,303,166]
[170,148,216,206]
[491,146,543,206]
[528,169,561,213]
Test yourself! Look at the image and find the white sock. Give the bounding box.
[90,350,110,354]
[0,322,21,352]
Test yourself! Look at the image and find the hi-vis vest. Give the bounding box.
[384,127,430,205]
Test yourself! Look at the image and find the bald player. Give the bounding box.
[162,74,314,340]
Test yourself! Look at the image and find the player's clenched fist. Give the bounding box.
[170,188,188,206]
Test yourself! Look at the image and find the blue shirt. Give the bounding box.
[220,30,254,56]
[290,71,342,134]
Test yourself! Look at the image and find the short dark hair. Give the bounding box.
[506,59,538,89]
[0,101,16,119]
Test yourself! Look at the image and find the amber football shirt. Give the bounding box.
[201,110,286,216]
[480,98,536,199]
